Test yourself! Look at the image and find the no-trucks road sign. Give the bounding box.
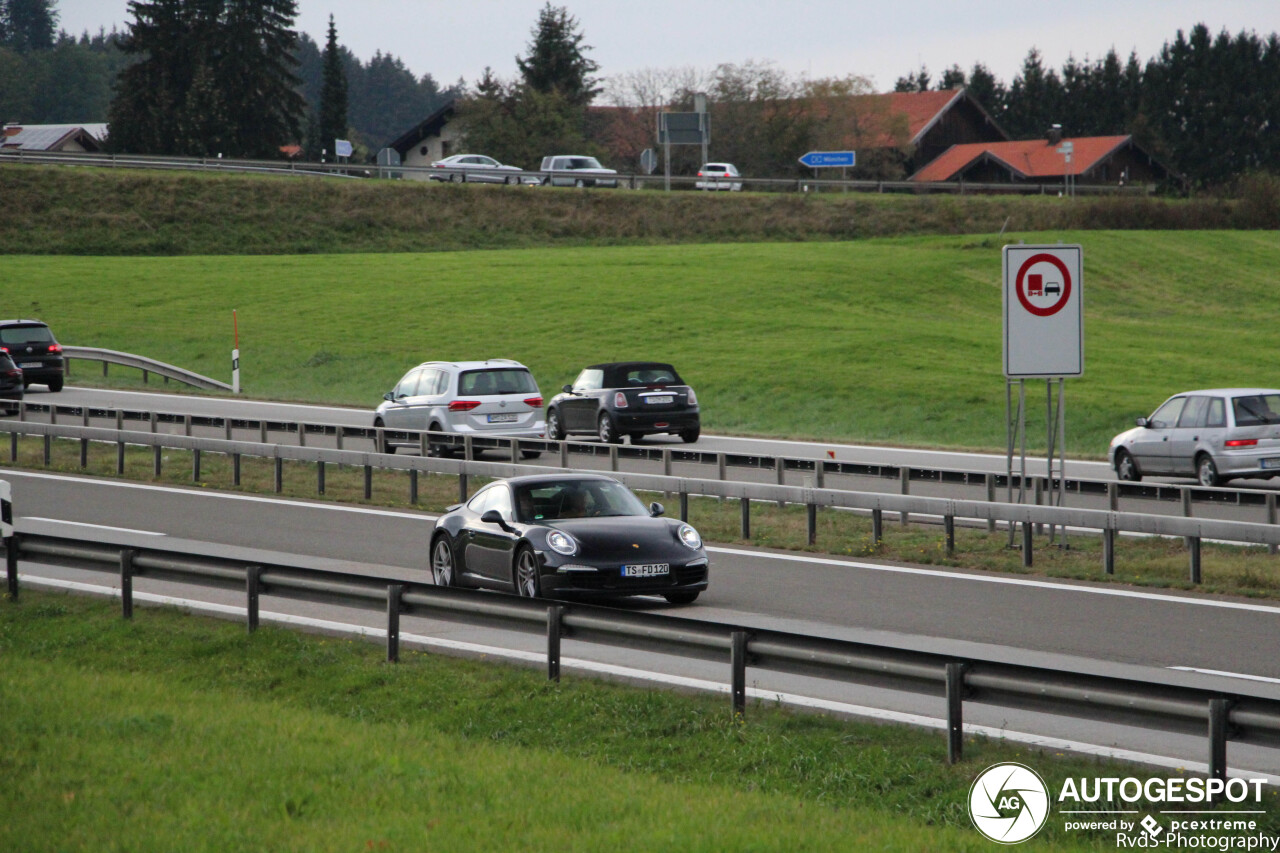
[1002,244,1083,378]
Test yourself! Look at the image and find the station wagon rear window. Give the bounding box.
[458,368,538,396]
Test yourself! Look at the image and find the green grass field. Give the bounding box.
[9,589,1271,850]
[9,229,1280,456]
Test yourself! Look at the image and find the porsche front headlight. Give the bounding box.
[547,530,578,556]
[677,524,702,550]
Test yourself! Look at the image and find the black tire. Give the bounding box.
[520,450,542,460]
[374,419,396,454]
[664,591,700,605]
[597,412,620,444]
[629,433,645,444]
[1197,454,1222,487]
[679,424,701,444]
[425,423,451,458]
[505,175,516,185]
[449,173,459,183]
[1114,449,1140,482]
[574,178,585,188]
[431,535,457,587]
[546,408,565,441]
[514,545,541,598]
[48,377,63,392]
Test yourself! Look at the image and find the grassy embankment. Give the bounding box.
[5,589,1275,850]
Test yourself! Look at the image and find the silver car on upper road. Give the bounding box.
[374,359,546,457]
[429,154,523,183]
[1109,388,1280,486]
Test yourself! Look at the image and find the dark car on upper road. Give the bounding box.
[546,362,700,444]
[0,352,24,401]
[429,473,709,604]
[0,320,63,392]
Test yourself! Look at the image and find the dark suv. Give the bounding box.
[0,320,64,392]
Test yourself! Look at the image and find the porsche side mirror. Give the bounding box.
[481,509,513,532]
[649,502,664,517]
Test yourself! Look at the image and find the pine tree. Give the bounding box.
[216,0,306,157]
[1,0,58,52]
[515,3,600,108]
[317,13,348,158]
[107,0,190,154]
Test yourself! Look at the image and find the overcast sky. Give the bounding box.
[54,1,1280,94]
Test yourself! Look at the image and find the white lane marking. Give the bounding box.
[21,517,166,536]
[1,470,437,521]
[21,573,1279,786]
[707,545,1280,615]
[1169,667,1280,685]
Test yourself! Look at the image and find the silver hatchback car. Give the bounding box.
[374,359,546,456]
[1109,388,1280,486]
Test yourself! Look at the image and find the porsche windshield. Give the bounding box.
[515,480,648,522]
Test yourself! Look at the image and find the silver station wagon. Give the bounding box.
[1109,388,1280,486]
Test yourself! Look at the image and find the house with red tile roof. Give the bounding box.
[910,133,1174,187]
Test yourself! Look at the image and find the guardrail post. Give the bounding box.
[1103,526,1116,575]
[679,491,688,522]
[336,427,344,451]
[559,441,568,468]
[730,631,748,717]
[274,457,283,493]
[409,468,418,504]
[49,404,57,425]
[740,498,750,540]
[464,435,473,461]
[245,565,262,633]
[1189,536,1202,584]
[153,445,162,477]
[116,436,125,475]
[775,458,786,507]
[223,418,232,440]
[363,464,372,499]
[547,604,564,682]
[142,368,148,384]
[1208,698,1229,793]
[946,662,966,764]
[985,475,996,533]
[103,361,108,378]
[1182,487,1194,549]
[609,445,619,472]
[5,533,18,601]
[297,423,306,447]
[459,472,468,502]
[944,515,955,556]
[233,453,241,486]
[317,460,325,495]
[1033,478,1044,535]
[386,584,403,663]
[806,503,817,546]
[871,509,883,545]
[1022,522,1033,567]
[815,460,825,489]
[120,548,135,620]
[183,414,192,437]
[718,453,727,484]
[80,434,88,468]
[115,410,123,431]
[1269,493,1279,556]
[419,432,428,457]
[259,421,267,444]
[9,431,16,462]
[192,449,201,482]
[899,469,909,524]
[1108,481,1119,512]
[149,411,157,433]
[510,437,520,463]
[663,449,672,477]
[43,434,51,465]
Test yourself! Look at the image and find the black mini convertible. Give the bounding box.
[429,473,709,604]
[546,361,700,444]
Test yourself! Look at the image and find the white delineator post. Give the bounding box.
[232,309,240,394]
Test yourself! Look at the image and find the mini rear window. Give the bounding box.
[605,364,681,387]
[458,369,538,396]
[0,325,54,344]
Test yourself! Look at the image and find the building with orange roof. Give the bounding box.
[910,132,1174,187]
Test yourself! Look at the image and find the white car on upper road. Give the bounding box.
[695,162,743,191]
[429,154,523,184]
[539,155,618,188]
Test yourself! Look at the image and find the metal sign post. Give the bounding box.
[1002,244,1083,548]
[658,110,711,192]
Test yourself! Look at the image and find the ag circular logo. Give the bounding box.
[969,762,1051,844]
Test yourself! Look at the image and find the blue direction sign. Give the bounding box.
[799,150,855,168]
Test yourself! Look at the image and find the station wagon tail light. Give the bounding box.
[524,396,543,408]
[687,388,698,405]
[613,392,628,408]
[448,400,481,412]
[1225,439,1258,447]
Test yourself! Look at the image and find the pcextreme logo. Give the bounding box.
[969,762,1051,844]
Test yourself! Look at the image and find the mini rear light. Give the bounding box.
[48,343,62,353]
[448,400,481,412]
[1225,439,1258,447]
[524,396,543,408]
[613,391,628,408]
[687,388,698,406]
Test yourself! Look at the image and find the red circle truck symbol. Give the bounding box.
[1014,253,1072,317]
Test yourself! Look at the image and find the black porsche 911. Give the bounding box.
[546,361,700,444]
[429,473,709,604]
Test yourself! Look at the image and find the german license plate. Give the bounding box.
[487,413,518,423]
[646,395,674,404]
[621,563,669,577]
[1261,458,1280,470]
[19,362,39,368]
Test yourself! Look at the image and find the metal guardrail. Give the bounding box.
[62,346,232,392]
[3,412,1280,584]
[2,518,1276,779]
[1,148,1154,196]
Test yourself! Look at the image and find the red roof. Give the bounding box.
[879,90,969,143]
[911,136,1132,181]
